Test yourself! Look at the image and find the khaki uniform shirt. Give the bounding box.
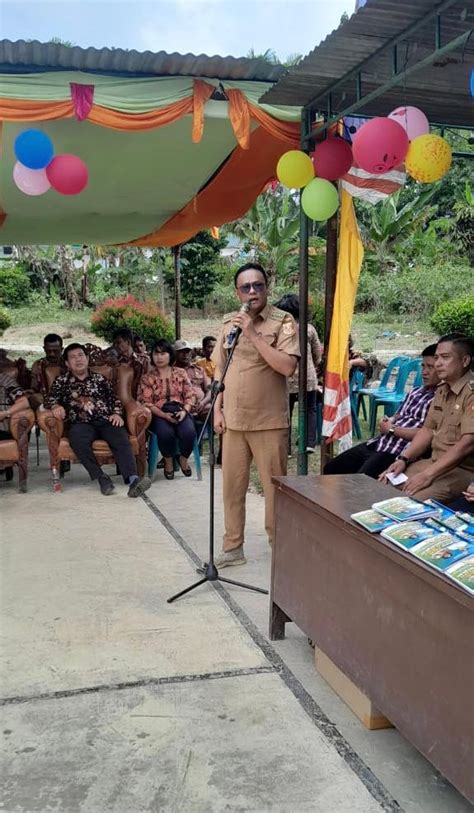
[424,371,474,471]
[212,304,300,431]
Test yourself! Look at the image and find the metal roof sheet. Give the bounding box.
[260,0,474,127]
[0,39,287,83]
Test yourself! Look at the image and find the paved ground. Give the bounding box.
[1,442,471,812]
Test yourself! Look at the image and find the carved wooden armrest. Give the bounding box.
[9,408,35,441]
[124,400,151,437]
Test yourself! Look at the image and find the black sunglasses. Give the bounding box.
[237,281,266,294]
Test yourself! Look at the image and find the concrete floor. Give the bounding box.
[1,443,471,812]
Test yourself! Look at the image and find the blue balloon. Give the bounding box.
[14,129,54,170]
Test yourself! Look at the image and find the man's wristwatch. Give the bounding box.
[388,427,395,435]
[397,454,410,466]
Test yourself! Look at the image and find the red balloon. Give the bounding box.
[352,117,409,174]
[312,138,353,180]
[46,154,88,195]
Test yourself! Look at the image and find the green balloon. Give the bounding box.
[301,178,339,221]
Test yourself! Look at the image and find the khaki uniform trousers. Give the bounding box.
[405,459,473,503]
[222,427,288,551]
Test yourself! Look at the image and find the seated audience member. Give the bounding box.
[112,328,149,373]
[133,335,150,367]
[44,343,151,497]
[174,339,211,420]
[137,339,196,480]
[380,334,474,501]
[0,371,30,441]
[325,344,439,478]
[194,336,217,380]
[30,333,66,405]
[275,294,321,453]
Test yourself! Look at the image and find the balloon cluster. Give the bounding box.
[276,139,352,221]
[353,107,452,183]
[275,106,452,218]
[13,129,89,197]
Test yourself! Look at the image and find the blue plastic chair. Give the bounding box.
[358,356,410,435]
[369,358,423,435]
[351,369,368,424]
[147,431,202,481]
[372,358,423,423]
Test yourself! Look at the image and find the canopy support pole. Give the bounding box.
[319,207,338,473]
[297,108,312,475]
[173,244,182,341]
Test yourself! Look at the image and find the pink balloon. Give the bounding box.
[312,138,353,180]
[13,161,51,196]
[388,106,430,141]
[352,117,409,174]
[46,154,88,195]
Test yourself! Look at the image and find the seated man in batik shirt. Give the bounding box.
[44,343,151,497]
[0,372,30,479]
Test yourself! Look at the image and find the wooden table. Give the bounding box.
[270,474,474,804]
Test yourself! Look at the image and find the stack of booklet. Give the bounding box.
[351,497,474,595]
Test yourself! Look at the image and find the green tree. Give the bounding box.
[165,231,226,309]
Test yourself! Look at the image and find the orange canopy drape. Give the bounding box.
[0,98,75,121]
[127,122,299,247]
[0,83,300,147]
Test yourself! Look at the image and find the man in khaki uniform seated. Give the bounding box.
[212,262,300,568]
[380,333,474,502]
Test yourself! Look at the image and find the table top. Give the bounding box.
[273,474,396,524]
[272,474,473,608]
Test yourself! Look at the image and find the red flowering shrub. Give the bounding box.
[91,295,173,347]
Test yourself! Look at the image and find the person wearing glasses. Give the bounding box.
[211,262,300,568]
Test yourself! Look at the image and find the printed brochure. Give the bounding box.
[372,497,436,523]
[350,510,394,533]
[445,555,474,594]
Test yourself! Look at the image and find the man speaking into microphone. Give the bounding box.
[212,263,300,567]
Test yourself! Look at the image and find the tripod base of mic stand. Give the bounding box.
[167,561,268,603]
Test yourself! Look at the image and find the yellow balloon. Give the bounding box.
[405,134,452,183]
[276,150,314,188]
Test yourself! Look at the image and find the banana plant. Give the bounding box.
[225,187,300,286]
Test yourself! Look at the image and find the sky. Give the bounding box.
[1,0,355,61]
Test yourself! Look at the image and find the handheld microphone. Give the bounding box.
[227,302,250,348]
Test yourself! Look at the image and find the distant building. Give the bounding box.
[219,235,248,262]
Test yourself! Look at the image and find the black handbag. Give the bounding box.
[161,378,184,417]
[162,400,183,415]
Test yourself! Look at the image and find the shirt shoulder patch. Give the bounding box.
[269,307,286,322]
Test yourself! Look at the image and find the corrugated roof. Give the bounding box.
[260,0,474,127]
[0,39,287,82]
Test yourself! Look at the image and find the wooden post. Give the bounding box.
[320,210,338,473]
[297,109,312,475]
[173,244,182,341]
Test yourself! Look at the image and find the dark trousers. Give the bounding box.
[289,390,318,451]
[447,496,474,514]
[151,415,196,459]
[324,441,397,479]
[68,420,137,482]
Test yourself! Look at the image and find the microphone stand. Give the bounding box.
[167,329,268,603]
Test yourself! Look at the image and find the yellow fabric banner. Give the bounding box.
[322,190,364,448]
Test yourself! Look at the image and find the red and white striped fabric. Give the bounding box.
[340,162,406,204]
[322,369,353,451]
